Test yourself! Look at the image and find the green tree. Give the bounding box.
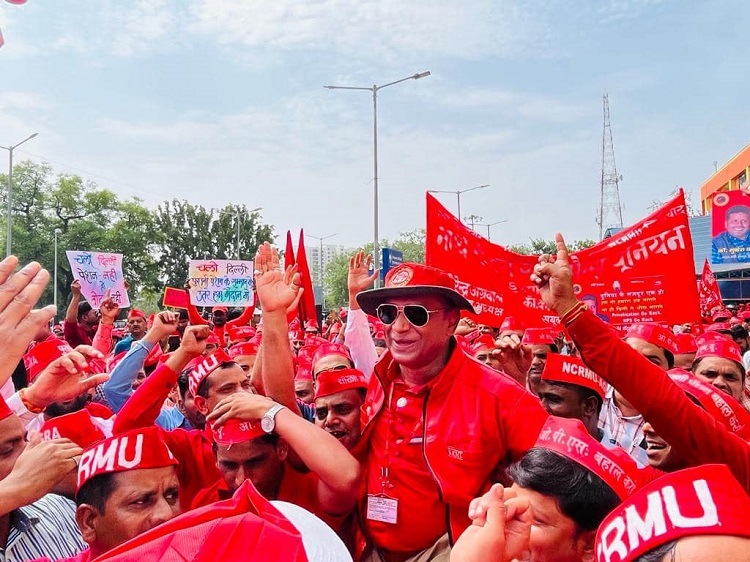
[153,200,273,289]
[508,238,597,255]
[0,160,161,309]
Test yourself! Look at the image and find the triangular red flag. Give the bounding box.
[699,259,723,317]
[284,230,295,270]
[296,230,317,324]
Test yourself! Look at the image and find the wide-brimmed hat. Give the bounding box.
[356,263,474,316]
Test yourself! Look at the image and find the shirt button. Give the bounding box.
[396,397,407,408]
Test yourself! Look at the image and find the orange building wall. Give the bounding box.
[701,143,750,214]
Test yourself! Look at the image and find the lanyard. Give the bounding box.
[379,382,424,494]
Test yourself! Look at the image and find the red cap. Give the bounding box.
[304,319,319,331]
[595,464,750,562]
[541,354,608,400]
[91,480,307,562]
[674,332,697,354]
[295,359,312,382]
[695,338,743,364]
[288,330,304,341]
[470,334,496,353]
[188,349,233,396]
[712,310,732,322]
[144,343,163,367]
[206,333,221,346]
[40,410,106,448]
[521,327,559,346]
[340,309,348,319]
[356,262,474,316]
[77,427,177,490]
[128,309,146,320]
[311,343,352,368]
[730,316,743,325]
[535,416,639,500]
[668,369,750,439]
[229,342,259,358]
[296,345,316,362]
[707,321,731,332]
[499,316,524,333]
[227,325,256,341]
[0,394,12,422]
[213,306,228,314]
[106,351,127,372]
[23,338,74,382]
[624,323,678,354]
[314,368,367,399]
[740,311,750,321]
[210,419,264,445]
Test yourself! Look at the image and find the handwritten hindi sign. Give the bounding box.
[66,251,130,309]
[188,260,254,307]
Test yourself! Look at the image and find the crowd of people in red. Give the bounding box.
[1,236,749,562]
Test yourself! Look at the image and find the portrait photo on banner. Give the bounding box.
[711,190,750,264]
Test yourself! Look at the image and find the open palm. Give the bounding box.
[255,242,301,314]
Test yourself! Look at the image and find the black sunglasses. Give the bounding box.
[376,304,447,328]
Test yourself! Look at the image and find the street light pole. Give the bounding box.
[1,132,39,257]
[220,206,262,259]
[54,228,62,318]
[325,71,431,287]
[483,219,508,241]
[427,184,490,223]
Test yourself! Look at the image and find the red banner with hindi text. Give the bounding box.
[426,191,700,330]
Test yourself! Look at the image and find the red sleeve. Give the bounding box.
[503,390,548,460]
[185,292,205,326]
[228,305,255,327]
[112,363,179,434]
[567,310,750,491]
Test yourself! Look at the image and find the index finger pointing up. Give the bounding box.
[555,233,571,264]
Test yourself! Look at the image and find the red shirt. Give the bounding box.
[358,341,547,553]
[63,319,93,348]
[568,310,750,493]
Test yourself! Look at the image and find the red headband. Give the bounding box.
[668,369,750,439]
[521,327,559,346]
[470,334,496,353]
[0,394,11,422]
[229,342,259,358]
[314,368,367,400]
[40,410,106,448]
[144,343,163,367]
[23,339,74,382]
[210,419,264,445]
[624,323,678,354]
[541,354,608,400]
[595,464,750,562]
[673,332,697,354]
[227,325,256,340]
[535,416,639,500]
[188,349,233,396]
[77,427,177,490]
[694,338,743,364]
[311,343,352,368]
[128,309,146,320]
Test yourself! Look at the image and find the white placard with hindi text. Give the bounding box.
[188,259,254,307]
[66,251,130,308]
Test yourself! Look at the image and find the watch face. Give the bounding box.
[261,416,274,433]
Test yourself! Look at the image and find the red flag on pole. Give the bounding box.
[699,259,723,317]
[284,230,295,270]
[296,230,317,325]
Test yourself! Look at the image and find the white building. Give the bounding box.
[307,243,347,286]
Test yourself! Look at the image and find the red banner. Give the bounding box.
[162,286,188,309]
[698,259,723,317]
[426,191,700,330]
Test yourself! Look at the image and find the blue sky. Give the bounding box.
[1,0,748,251]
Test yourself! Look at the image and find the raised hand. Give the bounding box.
[148,310,180,341]
[70,279,82,296]
[99,290,120,325]
[493,335,532,386]
[205,393,273,427]
[530,233,578,315]
[254,242,302,315]
[0,257,57,387]
[348,250,379,308]
[451,484,532,562]
[24,346,109,409]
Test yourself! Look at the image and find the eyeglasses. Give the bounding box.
[376,304,448,328]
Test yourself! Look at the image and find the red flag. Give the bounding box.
[296,230,317,324]
[284,230,295,270]
[699,259,723,317]
[426,190,700,330]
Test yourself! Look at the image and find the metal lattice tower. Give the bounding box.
[597,93,624,240]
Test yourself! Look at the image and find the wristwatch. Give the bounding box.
[261,404,286,433]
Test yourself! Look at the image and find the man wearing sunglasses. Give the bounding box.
[354,263,547,562]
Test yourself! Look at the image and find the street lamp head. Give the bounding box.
[249,207,263,214]
[414,71,431,80]
[54,228,62,235]
[29,133,39,140]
